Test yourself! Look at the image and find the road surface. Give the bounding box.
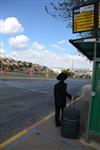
[0,78,91,143]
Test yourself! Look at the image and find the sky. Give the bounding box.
[0,0,92,70]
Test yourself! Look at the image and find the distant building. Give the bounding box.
[51,67,63,74]
[85,71,92,79]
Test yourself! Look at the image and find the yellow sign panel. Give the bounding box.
[73,4,94,32]
[99,2,100,28]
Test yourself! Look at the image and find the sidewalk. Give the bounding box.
[1,85,99,150]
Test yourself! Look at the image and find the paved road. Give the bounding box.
[0,72,29,77]
[0,78,91,143]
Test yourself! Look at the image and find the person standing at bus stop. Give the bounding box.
[54,72,72,127]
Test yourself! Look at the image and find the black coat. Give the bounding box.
[54,81,72,107]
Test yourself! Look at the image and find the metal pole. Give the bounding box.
[71,58,73,79]
[86,40,97,142]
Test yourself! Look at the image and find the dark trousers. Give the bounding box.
[55,105,64,125]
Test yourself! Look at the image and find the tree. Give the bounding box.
[45,0,95,38]
[62,69,74,78]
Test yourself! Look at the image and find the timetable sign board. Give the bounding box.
[73,4,95,33]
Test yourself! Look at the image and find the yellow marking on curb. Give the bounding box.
[0,130,27,149]
[44,112,54,120]
[26,112,55,131]
[0,144,2,150]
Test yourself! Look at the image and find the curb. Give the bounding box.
[80,138,99,150]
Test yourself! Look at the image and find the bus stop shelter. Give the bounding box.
[69,37,100,138]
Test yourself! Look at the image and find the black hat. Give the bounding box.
[56,72,68,81]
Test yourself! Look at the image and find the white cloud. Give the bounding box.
[52,39,75,52]
[0,17,24,35]
[0,42,6,57]
[8,41,92,69]
[52,44,66,51]
[57,40,66,44]
[0,42,4,50]
[9,46,57,64]
[9,35,29,50]
[32,42,45,50]
[1,36,91,69]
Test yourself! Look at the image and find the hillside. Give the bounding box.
[0,57,56,76]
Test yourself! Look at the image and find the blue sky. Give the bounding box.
[0,0,92,69]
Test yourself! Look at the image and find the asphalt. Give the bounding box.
[0,85,99,150]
